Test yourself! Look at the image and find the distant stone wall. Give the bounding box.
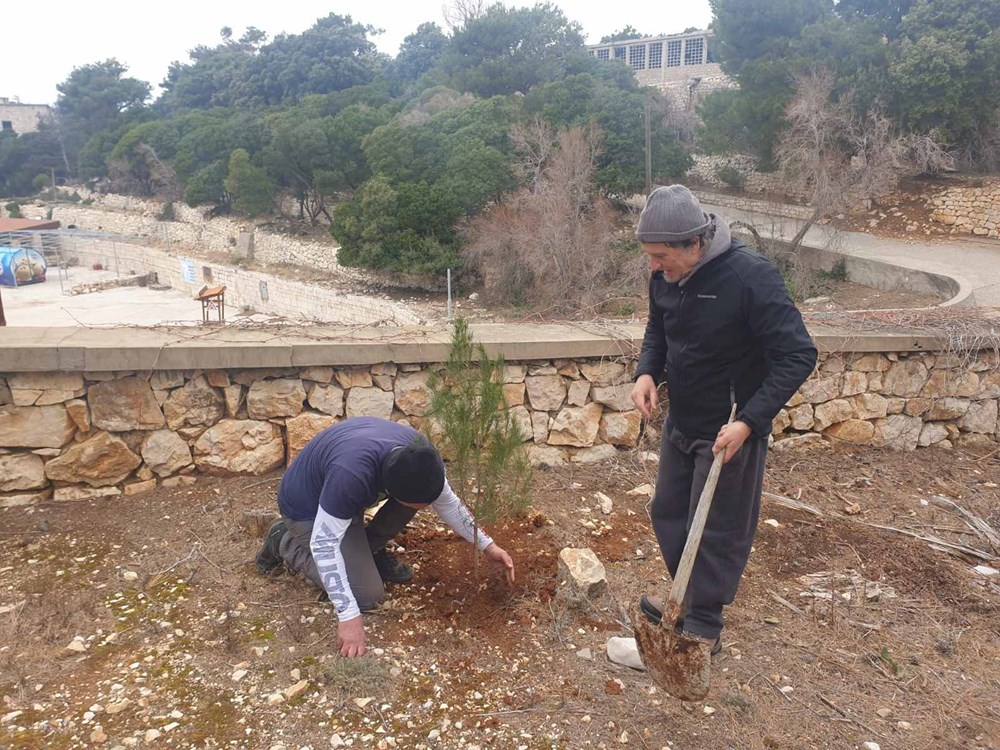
[58,236,420,325]
[2,344,996,508]
[687,155,809,202]
[44,191,350,276]
[928,181,1000,238]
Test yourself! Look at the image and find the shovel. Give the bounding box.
[631,405,737,701]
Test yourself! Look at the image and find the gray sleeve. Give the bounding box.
[431,480,494,552]
[310,506,361,621]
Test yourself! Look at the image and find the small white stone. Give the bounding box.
[123,571,139,582]
[861,743,881,750]
[896,721,911,731]
[330,735,346,748]
[66,638,87,653]
[428,729,441,740]
[267,693,285,705]
[144,729,161,742]
[162,722,179,732]
[764,519,780,528]
[576,648,593,661]
[973,565,998,577]
[232,669,248,682]
[779,686,794,694]
[876,708,891,718]
[703,706,716,715]
[169,710,183,719]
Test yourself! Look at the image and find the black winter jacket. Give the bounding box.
[635,238,818,440]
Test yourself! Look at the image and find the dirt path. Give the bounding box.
[1,444,998,749]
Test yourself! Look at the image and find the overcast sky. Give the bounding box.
[5,1,713,105]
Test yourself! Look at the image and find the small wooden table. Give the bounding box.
[195,285,226,323]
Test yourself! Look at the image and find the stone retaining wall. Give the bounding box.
[40,190,351,276]
[928,180,1000,238]
[60,236,421,325]
[2,342,996,507]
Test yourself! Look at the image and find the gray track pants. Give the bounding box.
[650,419,768,640]
[278,499,417,611]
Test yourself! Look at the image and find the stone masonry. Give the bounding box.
[1,348,997,508]
[928,180,1000,238]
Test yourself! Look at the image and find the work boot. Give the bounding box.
[255,519,287,575]
[639,595,722,656]
[373,549,413,583]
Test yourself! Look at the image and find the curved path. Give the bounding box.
[700,201,1000,307]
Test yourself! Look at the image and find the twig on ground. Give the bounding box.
[769,591,808,616]
[819,694,884,739]
[763,492,823,516]
[929,495,1000,553]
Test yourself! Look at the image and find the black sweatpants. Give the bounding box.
[650,419,768,640]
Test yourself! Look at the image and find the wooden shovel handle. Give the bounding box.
[663,405,738,626]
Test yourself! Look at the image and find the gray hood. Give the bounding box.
[678,215,732,287]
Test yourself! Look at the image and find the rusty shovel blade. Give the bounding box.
[630,604,711,702]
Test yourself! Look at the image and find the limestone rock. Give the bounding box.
[558,548,607,597]
[886,398,906,415]
[787,404,814,431]
[527,445,567,467]
[371,362,397,377]
[394,371,432,416]
[556,360,580,378]
[141,430,193,477]
[531,411,550,444]
[882,359,929,397]
[548,404,603,447]
[772,409,791,435]
[918,422,949,447]
[11,389,42,406]
[566,380,590,407]
[0,453,48,492]
[591,384,633,412]
[824,419,875,443]
[149,371,184,390]
[509,405,532,442]
[89,377,165,431]
[231,368,297,386]
[7,373,84,403]
[528,363,557,376]
[299,366,334,384]
[503,383,526,407]
[345,387,394,420]
[203,369,229,388]
[958,399,998,434]
[307,383,345,417]
[193,420,285,475]
[975,370,1000,400]
[875,414,923,451]
[0,489,51,507]
[372,374,394,391]
[497,364,524,386]
[163,376,225,430]
[335,368,373,389]
[599,410,642,447]
[247,379,305,419]
[606,637,646,671]
[286,413,337,464]
[580,362,628,386]
[772,433,825,452]
[922,370,978,399]
[65,399,91,432]
[571,445,619,464]
[0,404,77,449]
[525,375,566,411]
[124,479,157,496]
[852,353,890,372]
[925,397,969,421]
[841,371,867,397]
[53,485,122,501]
[223,385,244,418]
[44,432,141,487]
[813,399,854,432]
[799,375,841,404]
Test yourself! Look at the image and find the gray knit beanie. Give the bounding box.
[635,185,711,243]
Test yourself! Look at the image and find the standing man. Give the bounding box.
[255,416,516,658]
[631,185,816,666]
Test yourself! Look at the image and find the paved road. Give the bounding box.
[701,201,1000,307]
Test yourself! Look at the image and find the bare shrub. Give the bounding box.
[463,124,644,315]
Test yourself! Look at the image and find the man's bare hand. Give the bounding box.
[631,375,659,419]
[713,421,752,463]
[337,615,366,658]
[483,542,515,585]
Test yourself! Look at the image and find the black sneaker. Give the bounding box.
[639,595,722,656]
[373,549,413,583]
[255,520,287,575]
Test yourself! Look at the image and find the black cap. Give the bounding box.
[383,438,445,505]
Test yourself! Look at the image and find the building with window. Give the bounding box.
[587,30,731,96]
[0,98,54,136]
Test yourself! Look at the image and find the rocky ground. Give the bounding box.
[1,442,998,750]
